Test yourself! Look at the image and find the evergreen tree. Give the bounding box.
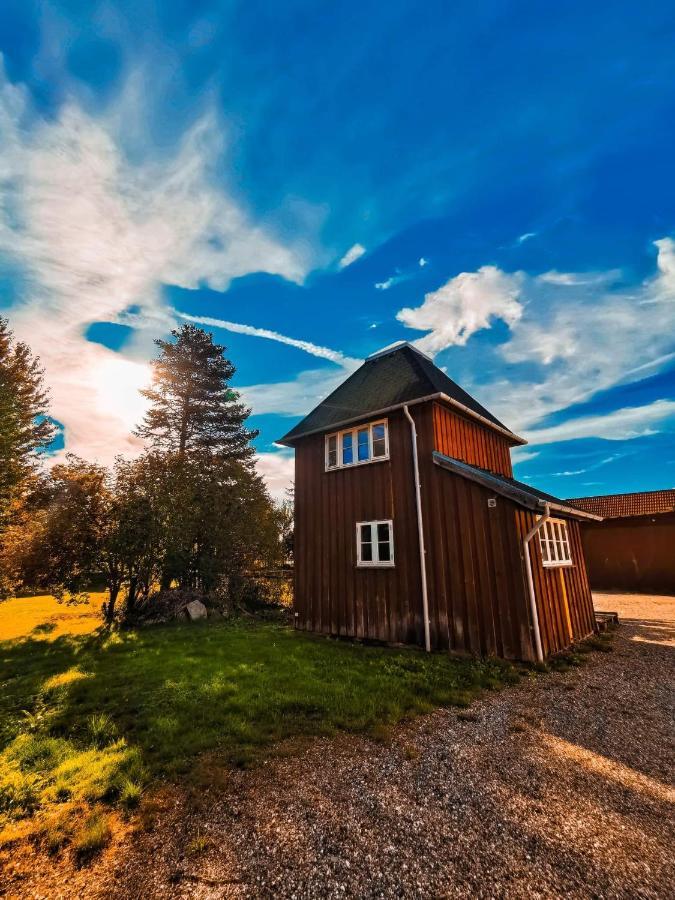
[135,324,257,460]
[0,317,55,518]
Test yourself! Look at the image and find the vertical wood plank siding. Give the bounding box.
[432,402,514,477]
[293,399,596,660]
[294,408,423,645]
[513,512,596,656]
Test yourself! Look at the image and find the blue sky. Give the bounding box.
[1,1,674,498]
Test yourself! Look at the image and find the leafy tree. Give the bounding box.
[28,456,109,601]
[0,317,55,520]
[135,324,257,461]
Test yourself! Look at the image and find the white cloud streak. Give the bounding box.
[176,311,358,367]
[525,400,675,446]
[0,58,308,466]
[338,243,366,268]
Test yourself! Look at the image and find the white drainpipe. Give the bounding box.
[403,405,431,653]
[522,502,550,663]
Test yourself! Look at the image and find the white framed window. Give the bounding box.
[325,420,389,471]
[356,520,394,567]
[538,517,573,567]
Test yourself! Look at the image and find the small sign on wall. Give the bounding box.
[487,497,497,508]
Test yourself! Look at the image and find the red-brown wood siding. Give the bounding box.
[420,448,536,660]
[432,401,514,477]
[579,514,675,594]
[513,511,596,656]
[293,399,595,661]
[294,408,424,645]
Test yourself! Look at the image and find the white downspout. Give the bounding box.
[403,405,431,653]
[523,502,550,663]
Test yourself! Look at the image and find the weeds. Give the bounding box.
[72,810,111,863]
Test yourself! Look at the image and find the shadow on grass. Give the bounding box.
[1,620,520,837]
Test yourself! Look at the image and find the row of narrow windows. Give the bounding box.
[326,420,388,469]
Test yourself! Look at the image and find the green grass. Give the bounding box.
[0,596,519,844]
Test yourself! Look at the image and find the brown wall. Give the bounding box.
[422,455,535,659]
[579,513,675,594]
[513,511,596,656]
[294,407,425,644]
[293,399,595,660]
[432,401,514,476]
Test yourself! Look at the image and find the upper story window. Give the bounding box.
[538,517,573,568]
[325,420,389,471]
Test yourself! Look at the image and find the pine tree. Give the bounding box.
[0,316,55,518]
[135,324,257,461]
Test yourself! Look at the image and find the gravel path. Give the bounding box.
[6,593,675,899]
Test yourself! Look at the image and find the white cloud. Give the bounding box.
[511,448,540,465]
[177,312,357,367]
[518,232,536,244]
[240,363,361,417]
[397,265,523,354]
[525,400,675,446]
[338,243,366,268]
[255,451,295,502]
[537,270,618,286]
[419,257,429,267]
[0,59,308,466]
[375,276,395,290]
[397,239,675,443]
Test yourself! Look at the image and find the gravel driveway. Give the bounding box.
[9,593,675,899]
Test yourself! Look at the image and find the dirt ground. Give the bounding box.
[3,592,674,899]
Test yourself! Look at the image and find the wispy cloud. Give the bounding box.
[398,238,675,441]
[255,450,295,502]
[0,58,308,466]
[338,243,366,268]
[517,232,536,244]
[525,400,675,446]
[176,312,357,367]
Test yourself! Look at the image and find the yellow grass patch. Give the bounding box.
[0,594,103,642]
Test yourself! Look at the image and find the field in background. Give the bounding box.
[0,594,103,642]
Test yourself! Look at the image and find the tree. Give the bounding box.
[0,317,55,520]
[1,456,109,603]
[135,324,257,461]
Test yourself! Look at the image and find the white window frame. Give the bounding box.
[538,516,573,568]
[356,519,395,568]
[325,419,389,471]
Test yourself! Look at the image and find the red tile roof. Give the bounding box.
[566,489,675,519]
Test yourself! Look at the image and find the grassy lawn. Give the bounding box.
[0,595,520,850]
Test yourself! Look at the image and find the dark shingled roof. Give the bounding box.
[433,452,602,520]
[566,489,675,519]
[278,342,518,445]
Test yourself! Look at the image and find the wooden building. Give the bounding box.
[279,342,600,661]
[566,490,675,594]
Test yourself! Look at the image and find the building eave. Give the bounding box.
[432,451,603,521]
[278,393,527,448]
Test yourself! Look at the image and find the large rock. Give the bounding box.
[186,599,208,621]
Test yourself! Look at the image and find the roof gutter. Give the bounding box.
[403,404,431,653]
[432,452,603,522]
[522,502,550,663]
[279,392,527,447]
